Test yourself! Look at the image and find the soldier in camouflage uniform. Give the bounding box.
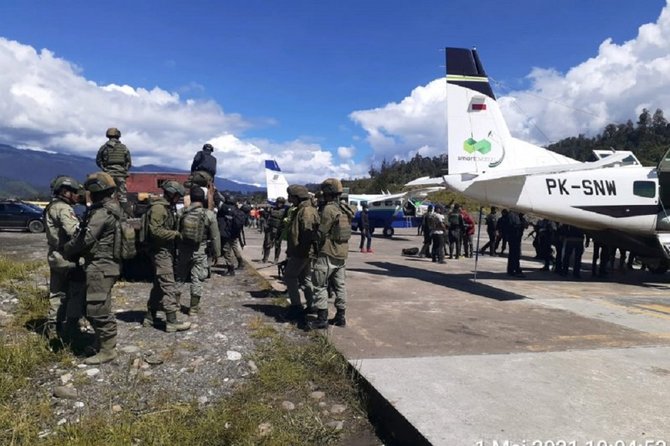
[96,127,132,211]
[262,197,287,263]
[44,175,85,340]
[309,178,354,330]
[284,185,319,321]
[64,172,121,364]
[175,187,220,315]
[143,180,191,332]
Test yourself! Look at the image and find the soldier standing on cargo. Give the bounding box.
[309,178,354,330]
[63,172,122,364]
[143,181,191,332]
[44,175,85,340]
[96,128,131,212]
[262,197,287,263]
[175,187,220,315]
[189,143,217,187]
[284,185,319,321]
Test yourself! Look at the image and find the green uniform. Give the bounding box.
[96,138,131,203]
[262,206,286,262]
[44,198,85,328]
[175,204,220,311]
[285,200,319,308]
[64,197,121,348]
[311,200,353,311]
[147,197,181,314]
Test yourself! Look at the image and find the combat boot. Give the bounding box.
[227,265,236,276]
[308,309,329,330]
[189,296,201,315]
[83,336,118,365]
[165,311,191,333]
[284,305,305,321]
[329,309,346,327]
[142,310,157,328]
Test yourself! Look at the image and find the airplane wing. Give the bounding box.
[405,176,446,187]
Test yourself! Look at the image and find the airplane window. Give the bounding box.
[350,200,358,206]
[394,200,402,206]
[633,181,655,198]
[372,201,381,207]
[384,200,393,206]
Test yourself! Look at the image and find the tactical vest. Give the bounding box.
[447,212,461,227]
[267,207,286,229]
[104,140,128,166]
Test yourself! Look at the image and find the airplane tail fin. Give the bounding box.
[264,160,289,203]
[446,48,576,175]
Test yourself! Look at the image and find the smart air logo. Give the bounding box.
[463,138,492,155]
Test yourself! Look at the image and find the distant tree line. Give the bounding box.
[547,108,670,166]
[343,108,670,195]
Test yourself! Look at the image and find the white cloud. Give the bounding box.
[0,37,361,184]
[351,1,670,156]
[350,79,447,162]
[337,145,355,159]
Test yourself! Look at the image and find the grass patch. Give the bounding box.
[0,257,65,445]
[0,257,42,285]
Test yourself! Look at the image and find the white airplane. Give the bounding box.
[263,159,439,236]
[407,47,670,272]
[264,160,290,205]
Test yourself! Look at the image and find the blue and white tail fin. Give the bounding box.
[265,160,289,204]
[446,48,577,175]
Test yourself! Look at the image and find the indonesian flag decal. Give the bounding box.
[471,99,487,111]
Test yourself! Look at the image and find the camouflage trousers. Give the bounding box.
[48,265,85,325]
[262,230,282,261]
[222,238,244,268]
[284,256,313,308]
[85,265,118,343]
[112,176,128,203]
[175,244,209,300]
[148,249,180,314]
[311,255,346,311]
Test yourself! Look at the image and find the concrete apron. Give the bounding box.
[245,227,670,445]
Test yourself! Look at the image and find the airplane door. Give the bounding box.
[658,147,670,210]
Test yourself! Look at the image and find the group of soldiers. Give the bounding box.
[418,203,477,263]
[44,128,355,365]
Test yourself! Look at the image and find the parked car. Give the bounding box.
[0,200,45,233]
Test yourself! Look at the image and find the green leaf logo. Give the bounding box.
[463,138,492,154]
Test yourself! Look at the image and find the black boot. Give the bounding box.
[329,309,346,327]
[227,265,236,276]
[308,309,328,330]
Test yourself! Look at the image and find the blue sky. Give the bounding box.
[0,0,668,184]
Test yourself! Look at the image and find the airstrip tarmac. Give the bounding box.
[248,227,670,445]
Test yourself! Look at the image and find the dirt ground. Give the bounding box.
[0,229,382,445]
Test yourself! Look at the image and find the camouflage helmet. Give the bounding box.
[161,180,185,197]
[106,127,121,138]
[320,178,343,195]
[275,196,286,204]
[287,184,310,200]
[84,172,116,193]
[50,175,82,195]
[202,143,214,152]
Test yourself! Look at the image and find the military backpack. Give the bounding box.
[329,202,354,243]
[180,207,207,245]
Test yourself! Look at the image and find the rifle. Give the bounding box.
[239,227,246,249]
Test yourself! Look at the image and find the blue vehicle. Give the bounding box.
[0,199,45,233]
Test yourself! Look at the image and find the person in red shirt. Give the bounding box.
[461,206,476,258]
